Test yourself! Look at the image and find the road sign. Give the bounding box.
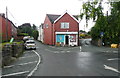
[100,32,104,37]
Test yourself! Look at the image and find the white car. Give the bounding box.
[24,40,36,50]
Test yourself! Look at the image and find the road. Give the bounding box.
[2,39,119,77]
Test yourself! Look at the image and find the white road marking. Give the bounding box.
[80,46,82,52]
[4,65,14,68]
[105,51,109,53]
[45,49,60,53]
[24,51,31,54]
[104,65,120,73]
[19,55,37,59]
[4,61,38,69]
[2,71,30,76]
[54,51,59,53]
[67,51,70,52]
[49,46,55,48]
[103,50,118,53]
[107,58,119,61]
[27,50,41,77]
[0,69,2,78]
[18,61,37,66]
[80,46,81,49]
[113,51,118,53]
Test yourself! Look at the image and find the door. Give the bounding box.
[65,36,69,45]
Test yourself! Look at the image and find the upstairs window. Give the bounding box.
[46,24,49,28]
[61,22,69,29]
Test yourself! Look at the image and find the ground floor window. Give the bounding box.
[56,34,78,46]
[56,35,64,42]
[70,34,76,42]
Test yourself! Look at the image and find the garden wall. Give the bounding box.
[2,42,24,67]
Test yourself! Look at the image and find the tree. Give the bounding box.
[108,1,120,44]
[80,0,120,45]
[32,24,37,30]
[18,23,32,36]
[79,30,86,33]
[80,0,103,27]
[90,1,120,44]
[32,30,39,40]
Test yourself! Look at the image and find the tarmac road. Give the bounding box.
[2,39,119,77]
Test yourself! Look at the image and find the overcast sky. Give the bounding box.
[0,0,111,32]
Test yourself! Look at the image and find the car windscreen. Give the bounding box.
[26,42,35,44]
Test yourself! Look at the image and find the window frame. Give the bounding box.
[60,22,69,29]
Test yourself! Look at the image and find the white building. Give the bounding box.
[38,23,44,43]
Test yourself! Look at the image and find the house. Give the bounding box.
[43,11,79,46]
[0,13,17,42]
[38,23,44,43]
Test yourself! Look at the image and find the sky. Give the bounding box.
[0,0,111,32]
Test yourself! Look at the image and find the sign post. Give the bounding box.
[100,32,104,46]
[10,37,14,43]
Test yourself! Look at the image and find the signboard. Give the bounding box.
[70,35,76,42]
[56,35,64,42]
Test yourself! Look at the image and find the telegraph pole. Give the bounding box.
[6,6,8,42]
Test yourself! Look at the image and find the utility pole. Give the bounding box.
[6,6,8,42]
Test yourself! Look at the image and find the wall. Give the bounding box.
[43,15,53,45]
[2,42,24,66]
[0,16,17,42]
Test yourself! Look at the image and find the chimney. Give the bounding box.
[0,13,5,18]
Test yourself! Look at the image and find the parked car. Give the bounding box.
[24,40,36,50]
[23,36,30,42]
[29,37,34,40]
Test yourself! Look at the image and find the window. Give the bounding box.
[46,24,48,28]
[61,22,69,29]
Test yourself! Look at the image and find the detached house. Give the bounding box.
[43,11,79,46]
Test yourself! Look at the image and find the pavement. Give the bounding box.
[2,39,119,77]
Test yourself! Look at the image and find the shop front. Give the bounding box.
[55,32,78,46]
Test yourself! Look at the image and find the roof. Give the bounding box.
[73,15,79,20]
[47,14,60,23]
[47,12,79,24]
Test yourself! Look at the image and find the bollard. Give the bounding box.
[111,44,118,48]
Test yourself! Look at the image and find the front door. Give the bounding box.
[65,36,69,45]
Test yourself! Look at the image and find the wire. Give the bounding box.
[7,8,21,26]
